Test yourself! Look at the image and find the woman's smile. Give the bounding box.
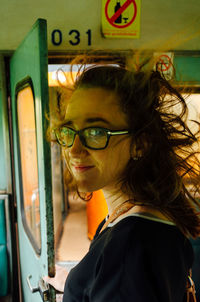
[71,164,95,173]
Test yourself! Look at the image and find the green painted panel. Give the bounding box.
[0,245,8,296]
[0,90,7,191]
[0,199,8,297]
[174,55,200,84]
[10,19,55,302]
[0,200,6,245]
[0,55,10,193]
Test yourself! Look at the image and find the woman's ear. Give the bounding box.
[131,143,142,160]
[130,134,149,160]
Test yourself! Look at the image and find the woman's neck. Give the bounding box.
[102,188,132,214]
[102,188,172,223]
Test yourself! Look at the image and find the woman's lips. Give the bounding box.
[72,164,94,173]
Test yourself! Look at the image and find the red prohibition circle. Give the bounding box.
[157,55,172,72]
[105,0,137,29]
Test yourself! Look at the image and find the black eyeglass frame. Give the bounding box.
[54,126,130,150]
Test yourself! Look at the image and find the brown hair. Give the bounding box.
[70,64,200,238]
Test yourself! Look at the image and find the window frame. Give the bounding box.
[15,77,41,255]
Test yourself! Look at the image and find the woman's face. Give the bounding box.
[63,87,131,193]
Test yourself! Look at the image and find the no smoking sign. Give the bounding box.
[102,0,141,38]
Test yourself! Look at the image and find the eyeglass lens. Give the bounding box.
[56,127,108,149]
[84,128,107,148]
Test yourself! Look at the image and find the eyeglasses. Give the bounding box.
[54,126,130,150]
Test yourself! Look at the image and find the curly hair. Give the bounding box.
[66,64,200,238]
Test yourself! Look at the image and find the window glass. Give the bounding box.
[167,93,200,198]
[17,85,41,250]
[184,93,200,197]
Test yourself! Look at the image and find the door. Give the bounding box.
[10,19,55,302]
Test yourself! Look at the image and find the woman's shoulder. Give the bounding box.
[90,215,193,279]
[91,215,193,262]
[105,215,192,255]
[108,214,179,237]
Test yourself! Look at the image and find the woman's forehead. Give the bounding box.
[70,87,118,103]
[64,87,128,127]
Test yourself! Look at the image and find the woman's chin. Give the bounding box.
[76,182,103,194]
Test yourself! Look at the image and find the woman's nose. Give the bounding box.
[68,134,87,155]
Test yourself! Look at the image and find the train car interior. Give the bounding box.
[0,1,200,301]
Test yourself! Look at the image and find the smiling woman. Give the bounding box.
[47,61,200,302]
[58,87,132,194]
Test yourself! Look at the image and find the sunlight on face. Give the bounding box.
[63,88,131,193]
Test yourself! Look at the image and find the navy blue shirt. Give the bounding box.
[63,215,193,302]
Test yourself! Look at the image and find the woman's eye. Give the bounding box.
[88,129,104,136]
[62,128,72,135]
[59,129,74,142]
[60,129,68,136]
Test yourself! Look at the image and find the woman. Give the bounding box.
[47,63,200,301]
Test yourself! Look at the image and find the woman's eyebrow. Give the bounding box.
[85,117,112,126]
[61,120,73,126]
[61,117,112,127]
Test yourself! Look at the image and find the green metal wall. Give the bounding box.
[175,55,200,84]
[0,56,11,193]
[0,68,7,191]
[0,199,8,296]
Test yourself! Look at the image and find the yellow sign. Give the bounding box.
[102,0,141,38]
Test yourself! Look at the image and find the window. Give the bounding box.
[17,84,41,252]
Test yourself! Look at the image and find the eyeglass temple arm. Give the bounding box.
[109,130,129,136]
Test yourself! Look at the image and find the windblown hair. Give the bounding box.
[68,63,200,238]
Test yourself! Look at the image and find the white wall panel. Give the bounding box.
[0,0,199,51]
